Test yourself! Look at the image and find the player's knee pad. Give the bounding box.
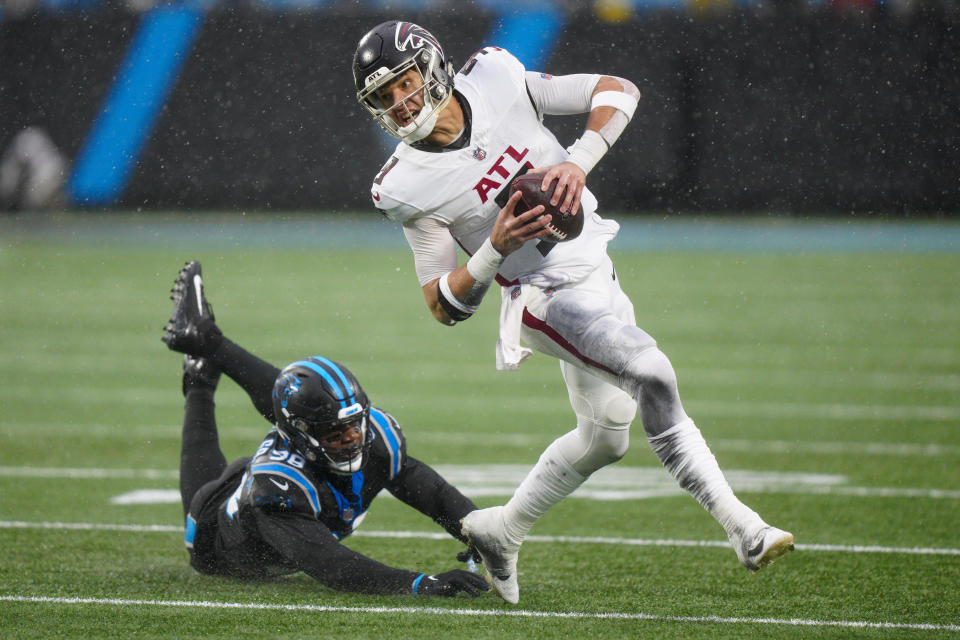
[569,420,631,475]
[603,392,639,428]
[563,390,636,475]
[568,384,637,430]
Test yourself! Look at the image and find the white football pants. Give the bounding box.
[499,256,762,544]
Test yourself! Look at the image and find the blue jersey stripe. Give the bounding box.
[249,463,321,516]
[369,409,402,479]
[292,359,350,408]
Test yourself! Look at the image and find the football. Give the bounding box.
[509,173,584,243]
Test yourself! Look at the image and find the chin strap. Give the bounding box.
[400,90,453,143]
[399,103,440,142]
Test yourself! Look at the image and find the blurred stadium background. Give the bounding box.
[1,0,958,216]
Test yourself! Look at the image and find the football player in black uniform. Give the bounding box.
[163,260,488,597]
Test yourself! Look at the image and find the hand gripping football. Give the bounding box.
[509,173,584,243]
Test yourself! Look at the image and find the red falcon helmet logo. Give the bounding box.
[394,22,444,58]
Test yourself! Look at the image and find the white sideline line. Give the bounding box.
[0,595,956,632]
[2,520,957,557]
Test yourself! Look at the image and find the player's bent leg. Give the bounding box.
[478,367,636,603]
[523,282,794,571]
[499,368,635,535]
[162,260,281,421]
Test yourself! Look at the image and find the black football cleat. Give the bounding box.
[182,354,221,396]
[162,260,223,357]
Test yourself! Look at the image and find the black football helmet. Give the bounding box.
[271,357,373,474]
[352,20,455,143]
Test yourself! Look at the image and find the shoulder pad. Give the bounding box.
[370,155,422,223]
[458,46,526,80]
[371,187,420,223]
[246,462,323,518]
[367,407,406,480]
[455,47,529,123]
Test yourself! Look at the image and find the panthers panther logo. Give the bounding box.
[274,373,302,408]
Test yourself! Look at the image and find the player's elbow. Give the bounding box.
[599,76,640,101]
[424,279,458,326]
[429,303,457,326]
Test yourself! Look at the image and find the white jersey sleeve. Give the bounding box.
[524,71,600,116]
[402,217,458,286]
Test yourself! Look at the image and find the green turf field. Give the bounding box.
[1,214,958,638]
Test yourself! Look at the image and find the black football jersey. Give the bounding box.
[189,406,476,594]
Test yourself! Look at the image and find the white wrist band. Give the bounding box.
[466,238,504,285]
[566,129,608,176]
[591,90,638,119]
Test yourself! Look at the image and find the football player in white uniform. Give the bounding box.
[353,20,793,603]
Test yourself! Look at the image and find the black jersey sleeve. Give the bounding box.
[248,505,422,595]
[388,455,478,543]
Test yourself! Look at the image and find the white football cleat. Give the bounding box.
[731,524,795,572]
[461,506,521,604]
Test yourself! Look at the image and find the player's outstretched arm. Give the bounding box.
[388,454,478,542]
[254,510,487,597]
[424,191,552,325]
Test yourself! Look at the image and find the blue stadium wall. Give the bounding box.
[2,4,958,214]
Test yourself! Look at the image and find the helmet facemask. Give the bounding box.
[278,402,372,475]
[357,48,453,143]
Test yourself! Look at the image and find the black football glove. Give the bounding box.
[414,570,490,597]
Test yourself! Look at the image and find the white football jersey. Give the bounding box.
[371,47,620,288]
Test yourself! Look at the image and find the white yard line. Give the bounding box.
[3,464,959,501]
[1,388,958,421]
[0,595,956,632]
[1,520,957,557]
